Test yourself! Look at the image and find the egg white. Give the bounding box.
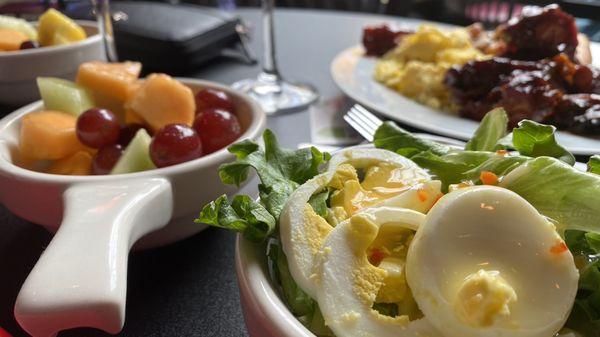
[316,207,442,337]
[406,186,579,337]
[279,148,431,298]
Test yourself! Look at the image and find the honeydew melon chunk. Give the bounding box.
[37,77,95,116]
[0,15,37,41]
[110,129,156,174]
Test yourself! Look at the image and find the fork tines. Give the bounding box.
[343,104,383,142]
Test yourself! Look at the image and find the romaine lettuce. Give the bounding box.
[588,155,600,175]
[565,230,600,337]
[512,120,575,165]
[501,157,600,234]
[465,107,508,152]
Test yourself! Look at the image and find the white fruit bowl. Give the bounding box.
[0,78,266,337]
[0,20,105,106]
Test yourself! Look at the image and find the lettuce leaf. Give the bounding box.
[501,157,600,234]
[195,195,275,243]
[268,243,315,316]
[373,122,450,157]
[218,129,330,218]
[465,108,508,151]
[410,151,528,191]
[308,190,329,218]
[512,120,575,165]
[565,230,600,337]
[588,155,600,175]
[197,130,330,242]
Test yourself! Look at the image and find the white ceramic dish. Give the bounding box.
[0,20,105,106]
[330,43,600,156]
[237,236,314,337]
[0,78,266,337]
[235,138,588,337]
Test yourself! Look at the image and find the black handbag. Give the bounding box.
[65,1,255,71]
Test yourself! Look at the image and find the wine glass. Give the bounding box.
[232,0,318,114]
[91,0,118,62]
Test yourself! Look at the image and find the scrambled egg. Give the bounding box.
[374,25,488,110]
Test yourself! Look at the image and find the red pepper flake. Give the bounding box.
[417,188,429,202]
[369,248,387,266]
[550,241,568,254]
[496,150,508,156]
[480,171,499,185]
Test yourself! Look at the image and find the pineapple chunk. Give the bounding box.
[19,111,87,160]
[0,29,28,51]
[38,9,86,46]
[126,74,195,132]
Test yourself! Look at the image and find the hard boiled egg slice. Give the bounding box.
[316,207,442,337]
[280,148,432,298]
[406,186,579,337]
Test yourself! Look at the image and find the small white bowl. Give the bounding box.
[236,236,315,337]
[0,79,266,336]
[0,20,105,106]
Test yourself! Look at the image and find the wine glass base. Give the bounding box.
[232,78,318,115]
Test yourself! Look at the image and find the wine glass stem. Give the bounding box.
[261,0,280,80]
[93,0,118,62]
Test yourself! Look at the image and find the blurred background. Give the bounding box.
[179,0,600,41]
[2,0,599,36]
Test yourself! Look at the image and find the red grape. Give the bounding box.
[20,41,38,50]
[195,88,235,113]
[193,108,242,154]
[92,144,123,175]
[0,326,12,337]
[76,108,120,149]
[150,124,203,168]
[118,124,146,147]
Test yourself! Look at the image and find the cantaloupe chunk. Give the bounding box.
[38,8,86,46]
[0,29,28,51]
[76,61,142,103]
[19,111,86,160]
[0,15,38,41]
[125,108,145,125]
[126,74,195,132]
[46,151,92,175]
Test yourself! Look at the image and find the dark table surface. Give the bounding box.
[0,8,420,337]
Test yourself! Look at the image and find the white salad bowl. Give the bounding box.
[0,20,105,106]
[236,236,315,337]
[0,78,266,337]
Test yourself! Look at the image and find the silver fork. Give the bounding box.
[343,103,467,147]
[343,104,383,142]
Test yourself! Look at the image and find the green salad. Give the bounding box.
[198,108,600,337]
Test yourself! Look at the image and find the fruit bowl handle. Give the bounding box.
[14,178,173,337]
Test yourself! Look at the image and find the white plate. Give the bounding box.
[330,44,600,156]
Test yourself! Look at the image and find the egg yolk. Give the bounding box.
[329,163,416,221]
[366,223,422,320]
[454,269,517,328]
